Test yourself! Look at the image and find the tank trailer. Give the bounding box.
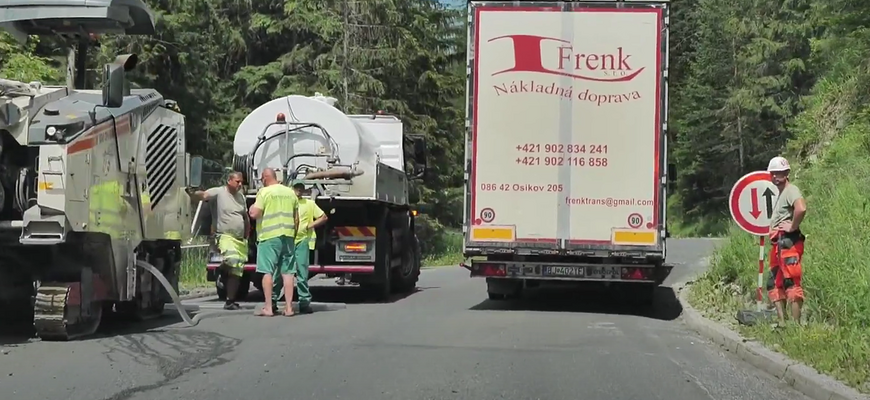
[197,94,428,301]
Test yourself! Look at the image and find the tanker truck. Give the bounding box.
[0,0,203,340]
[462,0,675,305]
[198,93,428,301]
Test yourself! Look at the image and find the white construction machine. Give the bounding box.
[0,0,203,340]
[195,94,428,301]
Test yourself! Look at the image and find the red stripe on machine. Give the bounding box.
[67,116,132,155]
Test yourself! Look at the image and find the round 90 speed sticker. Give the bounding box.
[480,208,496,223]
[627,213,643,229]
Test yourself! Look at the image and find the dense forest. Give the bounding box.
[4,0,870,387]
[0,0,867,239]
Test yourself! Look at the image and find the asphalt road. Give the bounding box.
[0,238,812,400]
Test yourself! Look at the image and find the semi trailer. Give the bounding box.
[462,0,676,305]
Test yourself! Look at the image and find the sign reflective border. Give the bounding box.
[728,171,780,236]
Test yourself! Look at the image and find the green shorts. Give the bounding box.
[256,236,296,276]
[217,234,247,277]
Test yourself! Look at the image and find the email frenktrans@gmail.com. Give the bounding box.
[565,196,653,208]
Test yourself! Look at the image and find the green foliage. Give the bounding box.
[1,0,465,265]
[669,0,814,230]
[689,2,870,387]
[180,245,209,289]
[0,33,65,83]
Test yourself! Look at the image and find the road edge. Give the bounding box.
[675,282,869,400]
[179,288,217,301]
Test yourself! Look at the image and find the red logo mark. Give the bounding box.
[488,35,644,82]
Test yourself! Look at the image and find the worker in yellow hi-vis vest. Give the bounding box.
[248,168,299,317]
[289,180,327,314]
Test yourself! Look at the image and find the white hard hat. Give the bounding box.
[767,156,791,172]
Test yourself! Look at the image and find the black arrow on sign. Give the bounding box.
[762,188,775,218]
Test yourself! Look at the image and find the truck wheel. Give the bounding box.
[237,276,251,301]
[627,283,656,307]
[392,234,421,293]
[253,273,264,293]
[366,218,392,301]
[216,271,250,301]
[488,292,506,300]
[216,275,227,301]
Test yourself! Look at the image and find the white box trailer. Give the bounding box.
[462,0,676,305]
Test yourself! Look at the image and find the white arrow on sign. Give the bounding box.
[728,171,780,236]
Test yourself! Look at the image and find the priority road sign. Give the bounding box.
[729,171,780,235]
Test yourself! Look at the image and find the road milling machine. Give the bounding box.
[0,0,203,340]
[197,93,428,301]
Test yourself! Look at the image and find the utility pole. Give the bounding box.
[342,1,349,110]
[339,1,400,114]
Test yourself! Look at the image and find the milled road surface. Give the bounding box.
[0,238,811,400]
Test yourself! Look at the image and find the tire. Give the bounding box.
[392,233,421,293]
[237,276,251,300]
[253,273,264,293]
[488,292,506,300]
[627,283,656,307]
[366,216,392,301]
[215,271,250,301]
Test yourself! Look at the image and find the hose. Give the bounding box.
[136,259,202,326]
[233,154,254,185]
[136,259,250,327]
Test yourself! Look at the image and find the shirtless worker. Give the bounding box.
[190,172,249,310]
[249,168,299,317]
[766,156,808,323]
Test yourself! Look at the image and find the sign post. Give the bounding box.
[728,171,779,314]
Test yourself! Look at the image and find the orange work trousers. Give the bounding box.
[766,239,805,302]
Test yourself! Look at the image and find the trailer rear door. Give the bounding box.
[464,1,668,253]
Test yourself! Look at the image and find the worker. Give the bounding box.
[190,172,250,310]
[766,156,807,323]
[290,180,328,314]
[249,168,299,317]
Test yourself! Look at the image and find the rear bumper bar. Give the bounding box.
[206,263,374,280]
[462,260,672,284]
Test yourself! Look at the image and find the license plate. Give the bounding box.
[542,265,585,277]
[586,266,621,278]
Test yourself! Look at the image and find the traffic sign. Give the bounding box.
[480,208,496,223]
[729,171,780,235]
[627,213,643,228]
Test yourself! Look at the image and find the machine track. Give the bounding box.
[33,282,102,341]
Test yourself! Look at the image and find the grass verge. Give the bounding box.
[423,229,464,267]
[688,132,870,393]
[179,244,210,290]
[666,194,729,238]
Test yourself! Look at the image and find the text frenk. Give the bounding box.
[487,36,645,105]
